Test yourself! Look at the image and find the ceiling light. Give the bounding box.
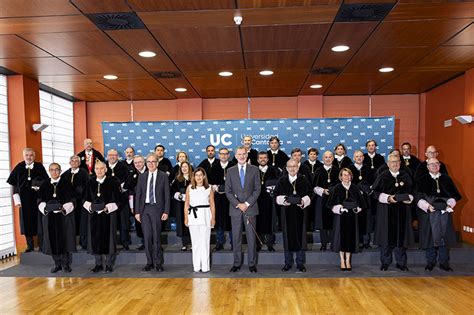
[331,45,350,52]
[379,67,394,73]
[310,84,323,89]
[103,74,118,80]
[175,87,187,92]
[138,51,156,58]
[259,70,274,76]
[219,71,233,77]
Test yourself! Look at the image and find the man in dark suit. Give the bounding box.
[198,145,219,177]
[401,142,420,175]
[77,138,105,176]
[225,146,261,273]
[134,153,170,272]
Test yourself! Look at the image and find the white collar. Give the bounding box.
[50,178,60,184]
[324,165,332,171]
[430,172,441,179]
[96,176,106,184]
[149,169,158,176]
[368,152,376,158]
[109,162,117,169]
[126,158,133,164]
[208,157,215,164]
[354,163,363,170]
[289,174,297,183]
[238,163,247,171]
[259,165,268,172]
[308,160,316,165]
[220,161,228,168]
[403,155,411,160]
[71,168,79,174]
[184,175,190,180]
[25,163,34,169]
[335,154,344,161]
[138,167,146,174]
[271,150,279,154]
[342,182,351,190]
[389,170,399,177]
[86,150,92,156]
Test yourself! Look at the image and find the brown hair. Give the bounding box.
[191,167,209,189]
[176,161,192,183]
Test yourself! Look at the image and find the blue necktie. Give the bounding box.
[240,166,245,188]
[149,173,155,204]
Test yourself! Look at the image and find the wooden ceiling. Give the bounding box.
[0,0,473,101]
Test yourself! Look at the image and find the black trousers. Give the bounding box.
[380,245,407,266]
[118,194,131,246]
[141,205,164,266]
[53,253,72,266]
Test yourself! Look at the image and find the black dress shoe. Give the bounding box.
[296,265,306,273]
[396,264,409,271]
[380,264,388,271]
[267,245,275,252]
[363,244,372,249]
[63,265,72,273]
[320,244,327,251]
[213,244,224,252]
[229,266,240,272]
[91,265,103,273]
[123,244,130,251]
[249,266,257,273]
[137,244,145,251]
[156,265,164,272]
[141,264,154,272]
[282,264,292,271]
[439,264,453,272]
[105,265,113,273]
[425,264,435,271]
[50,265,62,273]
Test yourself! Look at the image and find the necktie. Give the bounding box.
[149,173,155,204]
[240,166,245,188]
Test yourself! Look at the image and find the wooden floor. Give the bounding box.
[1,274,473,314]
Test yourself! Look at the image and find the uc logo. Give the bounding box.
[210,133,232,146]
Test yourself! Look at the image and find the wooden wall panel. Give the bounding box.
[202,98,248,120]
[323,95,370,118]
[251,97,298,119]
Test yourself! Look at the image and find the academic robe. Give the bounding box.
[124,166,146,239]
[414,160,448,181]
[402,154,421,175]
[267,149,289,171]
[37,178,76,256]
[197,158,219,178]
[172,163,194,178]
[7,161,48,236]
[303,160,323,230]
[348,164,374,236]
[327,183,367,253]
[375,163,413,179]
[106,161,130,242]
[83,177,121,255]
[333,156,352,169]
[170,177,191,238]
[303,160,323,185]
[232,148,258,166]
[372,169,414,247]
[208,160,235,231]
[61,168,89,236]
[313,166,340,230]
[158,157,174,181]
[415,174,461,249]
[256,166,279,235]
[363,153,385,172]
[77,149,104,175]
[274,175,313,251]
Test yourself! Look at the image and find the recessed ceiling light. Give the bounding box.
[379,67,394,73]
[259,70,274,76]
[310,84,323,89]
[219,71,233,77]
[175,87,187,92]
[331,45,350,52]
[138,51,156,58]
[103,74,118,80]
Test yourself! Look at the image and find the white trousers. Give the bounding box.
[189,225,211,272]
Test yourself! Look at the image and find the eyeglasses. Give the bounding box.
[50,168,61,172]
[146,161,158,164]
[427,151,438,154]
[427,162,440,166]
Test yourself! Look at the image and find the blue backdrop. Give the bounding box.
[102,116,395,165]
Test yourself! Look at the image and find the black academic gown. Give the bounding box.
[333,156,352,169]
[415,174,461,249]
[372,169,414,247]
[256,166,279,235]
[84,177,121,255]
[414,160,448,181]
[267,150,289,171]
[232,148,258,166]
[7,161,48,236]
[363,153,385,172]
[327,183,367,253]
[170,177,191,238]
[124,166,146,239]
[61,168,89,236]
[197,158,219,178]
[274,175,313,252]
[303,160,323,185]
[208,160,235,231]
[77,149,105,175]
[314,166,340,230]
[348,164,375,236]
[158,157,174,181]
[37,178,76,256]
[402,155,421,175]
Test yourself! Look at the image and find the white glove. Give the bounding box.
[13,194,21,206]
[38,202,47,215]
[83,201,93,213]
[105,203,118,214]
[62,202,74,215]
[314,186,324,197]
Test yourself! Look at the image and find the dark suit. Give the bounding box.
[225,163,261,267]
[135,170,170,266]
